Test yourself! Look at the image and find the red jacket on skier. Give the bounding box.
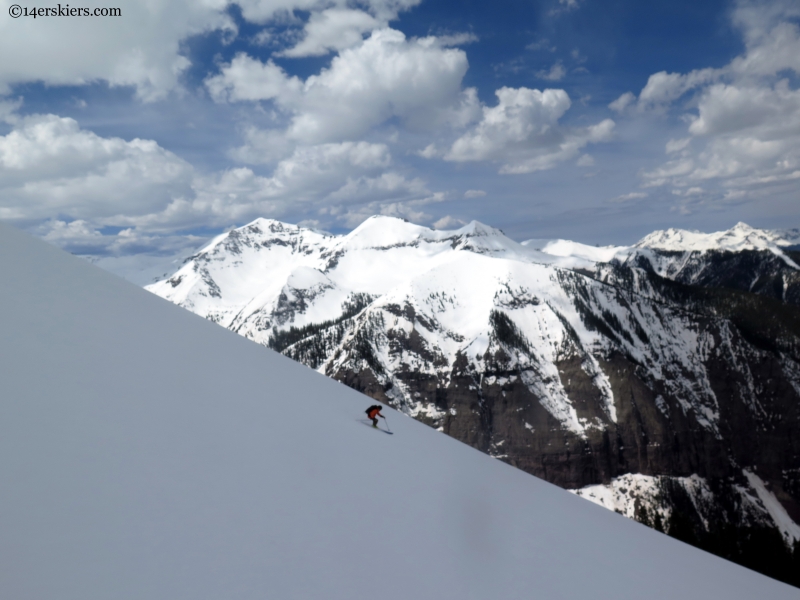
[366,405,385,428]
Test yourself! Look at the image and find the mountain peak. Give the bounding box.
[455,220,504,237]
[344,215,440,249]
[636,222,786,252]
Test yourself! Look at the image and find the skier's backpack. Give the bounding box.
[365,405,379,416]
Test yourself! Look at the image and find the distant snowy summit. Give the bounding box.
[146,215,589,340]
[635,222,800,253]
[521,221,800,265]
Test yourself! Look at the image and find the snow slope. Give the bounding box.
[522,238,630,264]
[1,226,797,598]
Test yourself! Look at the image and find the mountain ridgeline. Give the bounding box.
[147,218,800,586]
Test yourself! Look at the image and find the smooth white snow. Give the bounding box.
[2,221,798,599]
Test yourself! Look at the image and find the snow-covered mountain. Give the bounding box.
[635,222,800,253]
[614,222,800,306]
[8,221,800,599]
[147,217,800,586]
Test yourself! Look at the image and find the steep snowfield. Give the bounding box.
[1,225,797,598]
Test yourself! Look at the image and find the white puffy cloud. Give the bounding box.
[207,29,472,144]
[0,114,194,221]
[206,54,302,102]
[729,0,800,76]
[235,0,420,24]
[290,29,471,142]
[0,111,438,253]
[158,141,402,228]
[0,0,426,100]
[636,68,718,110]
[270,141,392,182]
[0,0,234,100]
[628,0,800,208]
[608,92,635,113]
[444,86,614,174]
[447,87,571,161]
[688,80,800,137]
[278,8,384,57]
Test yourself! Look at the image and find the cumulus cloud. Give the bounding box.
[728,0,800,76]
[0,114,194,221]
[626,0,800,206]
[464,189,486,198]
[688,80,800,137]
[0,112,438,254]
[0,0,235,101]
[447,87,571,161]
[206,54,302,102]
[206,28,473,143]
[278,8,383,57]
[235,0,421,24]
[608,91,635,113]
[444,86,614,173]
[0,0,426,100]
[636,69,718,110]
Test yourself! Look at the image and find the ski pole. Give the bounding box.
[384,414,391,433]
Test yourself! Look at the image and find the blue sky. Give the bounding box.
[1,0,798,282]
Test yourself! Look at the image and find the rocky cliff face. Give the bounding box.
[147,217,800,586]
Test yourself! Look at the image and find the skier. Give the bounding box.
[365,404,385,428]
